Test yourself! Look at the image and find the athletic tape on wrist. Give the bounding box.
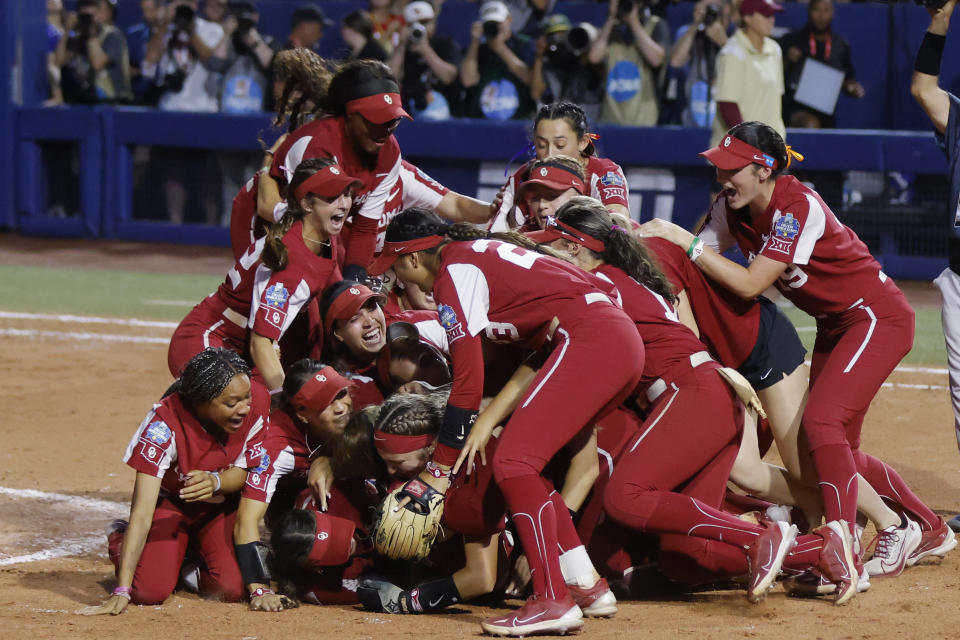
[438,405,478,451]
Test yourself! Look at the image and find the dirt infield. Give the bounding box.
[3,234,960,639]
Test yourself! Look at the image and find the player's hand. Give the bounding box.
[249,592,296,612]
[180,470,216,502]
[637,218,695,250]
[453,413,496,476]
[490,187,506,218]
[394,469,449,510]
[395,381,428,395]
[267,133,288,156]
[77,594,129,616]
[307,456,333,511]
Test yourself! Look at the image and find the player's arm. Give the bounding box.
[911,0,956,134]
[434,191,494,224]
[81,472,162,616]
[674,290,700,338]
[639,218,786,299]
[250,332,284,392]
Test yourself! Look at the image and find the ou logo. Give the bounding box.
[330,167,340,175]
[539,168,548,176]
[272,311,281,322]
[317,532,329,541]
[251,474,261,485]
[384,94,393,104]
[315,374,327,382]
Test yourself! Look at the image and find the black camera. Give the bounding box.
[567,25,592,56]
[618,0,636,18]
[702,4,720,27]
[163,68,186,93]
[76,12,96,38]
[173,4,195,31]
[483,20,501,40]
[410,22,427,43]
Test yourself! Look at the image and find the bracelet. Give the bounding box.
[425,461,451,480]
[688,237,705,262]
[112,586,132,600]
[250,587,274,600]
[210,470,221,494]
[685,236,700,257]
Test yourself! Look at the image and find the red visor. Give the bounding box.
[526,216,606,254]
[520,164,585,196]
[699,135,779,171]
[345,93,412,125]
[373,429,436,455]
[301,512,356,569]
[291,366,353,412]
[293,164,363,202]
[367,234,446,276]
[323,284,387,335]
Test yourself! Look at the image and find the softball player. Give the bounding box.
[368,208,642,636]
[82,349,269,615]
[489,101,630,232]
[167,159,360,393]
[641,121,949,590]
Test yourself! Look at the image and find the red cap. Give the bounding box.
[290,366,352,412]
[301,512,356,569]
[367,234,446,276]
[323,283,387,335]
[345,93,412,125]
[699,134,780,171]
[740,0,783,17]
[525,216,606,254]
[519,163,586,195]
[293,164,363,202]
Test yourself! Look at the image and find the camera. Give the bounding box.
[410,22,427,43]
[483,20,501,40]
[702,4,720,27]
[173,4,195,31]
[567,25,593,56]
[618,0,636,18]
[76,12,95,37]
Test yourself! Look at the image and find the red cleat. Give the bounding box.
[812,520,859,606]
[567,578,617,618]
[481,594,583,637]
[746,520,798,604]
[907,518,957,566]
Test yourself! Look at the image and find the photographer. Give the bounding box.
[663,0,731,127]
[461,0,536,120]
[589,0,669,126]
[215,1,275,113]
[55,0,131,104]
[143,0,226,113]
[388,1,462,120]
[531,15,604,123]
[340,10,389,62]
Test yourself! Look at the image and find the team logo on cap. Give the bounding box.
[539,168,548,177]
[723,136,731,147]
[349,287,360,295]
[330,167,340,175]
[384,95,393,104]
[315,374,327,383]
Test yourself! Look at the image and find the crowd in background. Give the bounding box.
[45,0,864,132]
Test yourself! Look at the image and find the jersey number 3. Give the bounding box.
[470,239,541,269]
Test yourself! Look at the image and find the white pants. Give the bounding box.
[934,266,960,452]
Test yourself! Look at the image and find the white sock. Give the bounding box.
[559,545,595,588]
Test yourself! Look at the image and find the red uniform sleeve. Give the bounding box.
[645,237,691,294]
[592,158,630,209]
[758,194,823,265]
[344,214,380,274]
[122,410,177,478]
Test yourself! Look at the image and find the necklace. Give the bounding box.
[303,234,330,247]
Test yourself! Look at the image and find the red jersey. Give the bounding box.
[433,239,619,410]
[700,175,891,315]
[271,116,402,270]
[373,160,449,252]
[123,387,269,501]
[212,220,342,343]
[490,155,630,231]
[592,264,709,394]
[240,407,319,504]
[645,237,760,368]
[230,172,270,261]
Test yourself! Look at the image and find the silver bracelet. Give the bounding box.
[210,470,221,494]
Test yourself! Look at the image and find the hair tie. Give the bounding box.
[785,146,805,169]
[586,133,600,141]
[610,225,626,234]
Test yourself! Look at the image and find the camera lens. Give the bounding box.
[410,22,427,42]
[483,20,500,40]
[567,27,590,55]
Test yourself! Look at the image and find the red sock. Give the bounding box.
[546,485,584,554]
[810,444,858,527]
[781,534,823,574]
[499,475,569,601]
[853,450,938,530]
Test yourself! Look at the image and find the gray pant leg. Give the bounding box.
[934,266,960,452]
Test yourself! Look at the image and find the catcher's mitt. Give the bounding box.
[372,477,444,560]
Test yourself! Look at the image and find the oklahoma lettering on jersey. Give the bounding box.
[489,155,630,232]
[271,116,402,269]
[373,161,450,252]
[645,237,760,368]
[434,239,618,409]
[699,175,889,315]
[123,387,269,501]
[592,264,709,392]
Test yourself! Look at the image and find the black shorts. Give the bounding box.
[737,296,807,391]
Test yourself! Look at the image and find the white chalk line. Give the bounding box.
[0,486,127,567]
[0,328,169,344]
[143,299,195,307]
[0,310,177,329]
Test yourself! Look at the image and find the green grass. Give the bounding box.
[0,263,950,365]
[0,264,222,321]
[781,305,946,365]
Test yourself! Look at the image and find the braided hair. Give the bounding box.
[177,348,250,408]
[272,48,337,132]
[385,208,568,261]
[261,157,338,272]
[533,101,595,159]
[555,196,676,303]
[728,121,790,178]
[375,391,448,436]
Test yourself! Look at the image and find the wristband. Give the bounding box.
[210,470,221,494]
[686,236,704,260]
[438,405,479,451]
[425,461,451,480]
[250,587,274,600]
[112,586,132,600]
[915,31,946,77]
